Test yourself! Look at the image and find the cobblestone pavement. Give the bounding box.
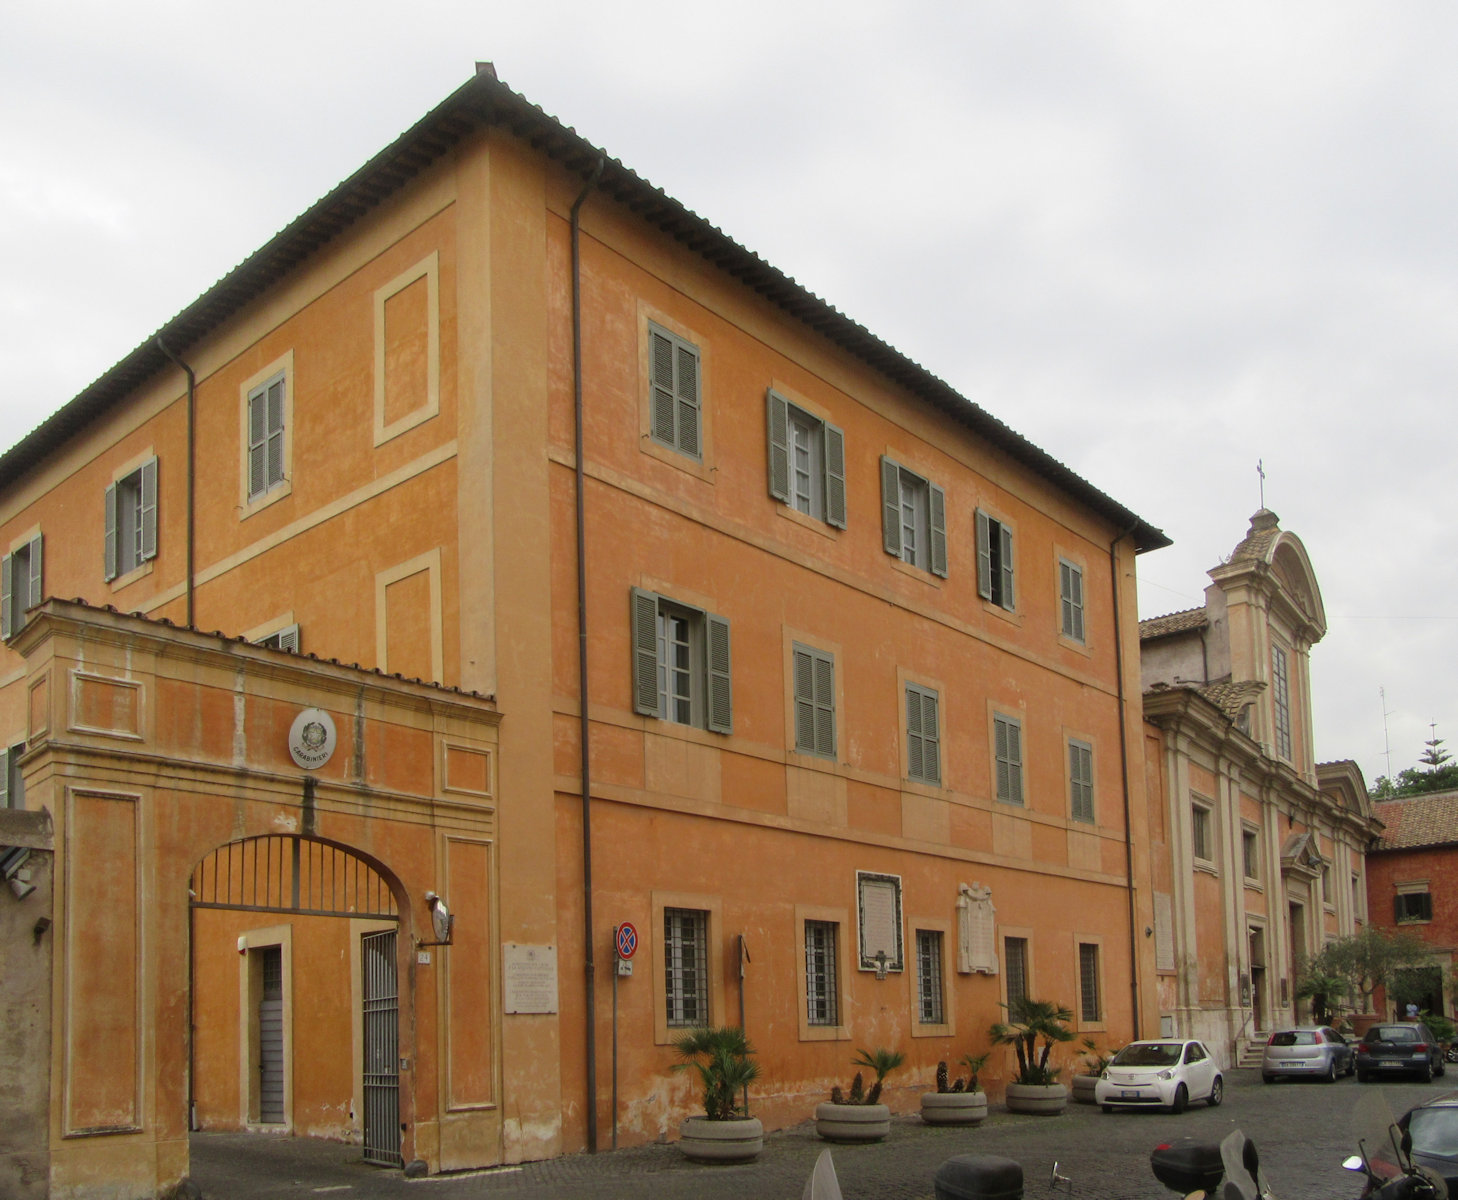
[189,1069,1456,1200]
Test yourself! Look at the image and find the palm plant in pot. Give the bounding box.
[989,997,1075,1114]
[920,1052,989,1125]
[1071,1037,1113,1105]
[816,1047,904,1142]
[672,1026,764,1162]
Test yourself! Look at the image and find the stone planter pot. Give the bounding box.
[920,1090,988,1125]
[1004,1081,1068,1115]
[1070,1074,1100,1105]
[677,1115,764,1163]
[815,1101,891,1142]
[1350,1013,1381,1038]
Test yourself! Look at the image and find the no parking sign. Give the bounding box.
[614,922,637,977]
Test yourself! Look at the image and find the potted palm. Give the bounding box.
[989,997,1075,1115]
[1071,1037,1112,1105]
[920,1052,989,1125]
[672,1026,764,1162]
[816,1047,904,1142]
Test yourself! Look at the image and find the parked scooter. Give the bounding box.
[1343,1091,1446,1200]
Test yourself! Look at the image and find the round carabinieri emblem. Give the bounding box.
[288,707,337,769]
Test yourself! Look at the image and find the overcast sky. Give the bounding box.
[2,2,1453,788]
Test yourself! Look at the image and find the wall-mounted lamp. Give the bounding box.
[418,891,454,947]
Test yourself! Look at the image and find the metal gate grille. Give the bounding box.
[258,947,284,1123]
[361,930,401,1167]
[191,836,398,919]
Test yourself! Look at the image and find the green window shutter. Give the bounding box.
[766,390,791,502]
[140,457,158,562]
[649,329,676,446]
[630,588,661,718]
[920,689,940,784]
[0,747,8,808]
[1006,718,1022,803]
[880,457,902,557]
[1071,567,1084,641]
[706,613,732,734]
[248,387,268,497]
[976,510,992,600]
[104,482,119,581]
[813,652,835,756]
[265,378,285,486]
[929,483,948,578]
[999,524,1015,610]
[823,423,847,529]
[0,553,11,639]
[1070,740,1093,822]
[676,343,700,458]
[793,646,815,752]
[26,536,41,615]
[906,686,924,781]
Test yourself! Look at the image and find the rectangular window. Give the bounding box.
[804,919,840,1026]
[995,713,1024,805]
[0,743,24,809]
[648,324,702,459]
[1004,936,1028,1007]
[105,457,159,581]
[905,683,941,785]
[1059,558,1084,641]
[976,510,1016,611]
[1271,645,1292,761]
[1,534,43,639]
[793,644,836,758]
[916,930,945,1024]
[880,456,947,576]
[1243,828,1260,880]
[1395,891,1433,923]
[631,589,732,733]
[247,372,287,500]
[1078,942,1101,1022]
[767,391,846,527]
[1321,864,1332,907]
[664,907,709,1027]
[256,625,301,653]
[1192,803,1212,862]
[1068,738,1094,823]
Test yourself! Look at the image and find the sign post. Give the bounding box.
[610,922,638,1151]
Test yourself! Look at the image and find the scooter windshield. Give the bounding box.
[1354,1089,1411,1182]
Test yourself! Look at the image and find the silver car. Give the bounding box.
[1261,1026,1355,1082]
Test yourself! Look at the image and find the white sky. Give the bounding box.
[2,2,1453,787]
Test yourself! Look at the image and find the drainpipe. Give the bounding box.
[572,156,605,1152]
[1110,521,1143,1040]
[155,338,196,629]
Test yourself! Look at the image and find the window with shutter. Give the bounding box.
[994,713,1023,805]
[1059,558,1084,642]
[1191,802,1213,863]
[1,535,43,639]
[1068,738,1094,823]
[905,682,940,785]
[246,372,288,501]
[976,510,1015,610]
[105,457,159,581]
[629,588,732,734]
[880,457,946,576]
[765,390,847,529]
[256,624,301,653]
[648,324,702,459]
[793,644,836,758]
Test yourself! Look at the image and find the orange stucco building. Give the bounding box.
[0,68,1171,1198]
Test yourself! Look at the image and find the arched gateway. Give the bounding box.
[189,836,404,1166]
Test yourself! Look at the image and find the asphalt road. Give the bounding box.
[188,1067,1456,1200]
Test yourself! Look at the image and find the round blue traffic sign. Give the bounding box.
[615,922,638,960]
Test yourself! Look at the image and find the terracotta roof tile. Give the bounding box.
[1373,790,1458,850]
[1197,680,1265,722]
[1139,608,1208,640]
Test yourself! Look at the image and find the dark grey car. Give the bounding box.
[1261,1026,1355,1082]
[1356,1022,1447,1082]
